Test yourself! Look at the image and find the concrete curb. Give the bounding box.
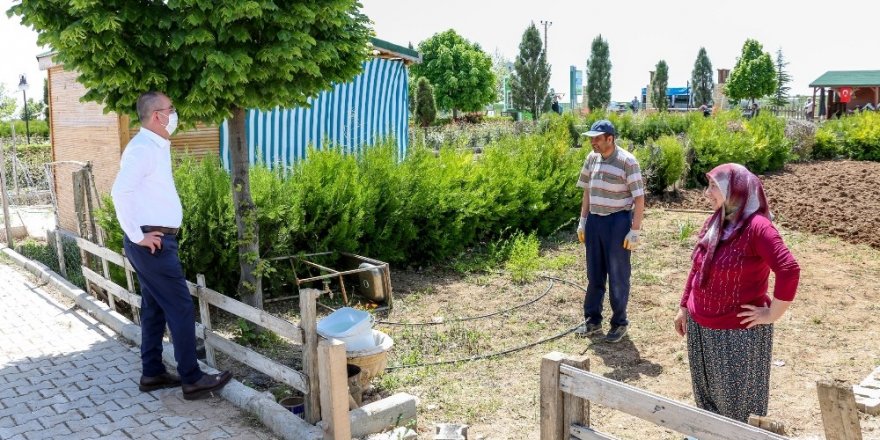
[1,246,323,440]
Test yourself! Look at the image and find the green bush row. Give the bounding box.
[99,133,584,298]
[814,112,880,160]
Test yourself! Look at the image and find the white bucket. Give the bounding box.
[317,307,375,352]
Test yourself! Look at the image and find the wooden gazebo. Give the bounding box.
[809,70,880,119]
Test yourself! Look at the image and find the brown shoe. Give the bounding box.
[139,372,181,392]
[181,371,232,400]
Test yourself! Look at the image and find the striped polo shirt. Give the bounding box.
[577,146,645,215]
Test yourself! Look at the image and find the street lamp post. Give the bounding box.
[17,75,31,145]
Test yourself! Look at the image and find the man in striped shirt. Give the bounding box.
[574,119,645,343]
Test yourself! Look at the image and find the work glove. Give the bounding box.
[576,217,586,244]
[623,229,640,250]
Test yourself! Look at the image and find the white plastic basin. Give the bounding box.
[317,307,375,352]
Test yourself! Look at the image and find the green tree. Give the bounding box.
[586,35,611,112]
[0,84,16,121]
[725,39,777,106]
[770,48,792,107]
[19,98,45,121]
[510,23,551,119]
[10,0,371,310]
[690,47,714,107]
[414,77,437,127]
[651,60,669,112]
[411,30,496,119]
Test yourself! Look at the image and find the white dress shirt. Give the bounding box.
[111,127,183,243]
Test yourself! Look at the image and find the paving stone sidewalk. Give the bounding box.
[0,261,277,440]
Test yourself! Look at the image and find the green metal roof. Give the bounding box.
[370,37,421,64]
[809,70,880,87]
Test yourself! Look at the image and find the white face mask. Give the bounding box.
[161,111,178,136]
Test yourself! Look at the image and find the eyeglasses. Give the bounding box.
[154,106,176,115]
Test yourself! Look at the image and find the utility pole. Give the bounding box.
[539,20,552,56]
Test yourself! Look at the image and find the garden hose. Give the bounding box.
[376,278,556,326]
[384,320,585,370]
[380,273,589,370]
[376,274,587,326]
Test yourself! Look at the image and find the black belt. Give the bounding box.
[140,226,179,236]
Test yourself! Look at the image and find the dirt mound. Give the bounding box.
[648,160,880,249]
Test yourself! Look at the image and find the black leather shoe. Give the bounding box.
[182,371,233,400]
[139,372,181,392]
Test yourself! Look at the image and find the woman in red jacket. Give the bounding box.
[674,163,800,422]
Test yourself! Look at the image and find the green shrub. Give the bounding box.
[685,111,789,186]
[743,113,791,173]
[686,112,753,186]
[814,112,880,161]
[634,135,686,193]
[0,120,50,138]
[813,128,841,159]
[505,232,540,284]
[98,130,583,299]
[537,112,582,148]
[16,234,85,289]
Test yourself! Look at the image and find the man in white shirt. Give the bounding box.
[111,91,231,400]
[804,98,814,121]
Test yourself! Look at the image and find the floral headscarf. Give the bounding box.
[695,163,771,287]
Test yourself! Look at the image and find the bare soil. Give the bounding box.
[649,160,880,250]
[367,160,880,439]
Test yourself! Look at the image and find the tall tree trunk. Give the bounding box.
[229,107,263,308]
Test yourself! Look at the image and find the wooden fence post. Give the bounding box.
[196,274,216,367]
[562,355,589,431]
[817,380,863,440]
[540,352,566,440]
[301,288,321,424]
[318,338,350,440]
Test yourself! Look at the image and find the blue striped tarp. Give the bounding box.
[219,58,410,169]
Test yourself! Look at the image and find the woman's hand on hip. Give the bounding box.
[674,307,688,337]
[737,304,773,328]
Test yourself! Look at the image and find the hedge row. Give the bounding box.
[99,130,584,298]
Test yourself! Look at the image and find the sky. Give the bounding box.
[2,0,878,114]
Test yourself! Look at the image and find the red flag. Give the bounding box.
[839,87,853,103]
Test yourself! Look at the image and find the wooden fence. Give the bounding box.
[540,351,868,440]
[74,237,353,439]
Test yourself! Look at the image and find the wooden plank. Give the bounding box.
[570,424,618,440]
[196,274,216,368]
[817,380,863,440]
[185,281,302,345]
[73,236,126,268]
[301,288,321,424]
[81,266,141,307]
[540,352,565,440]
[121,247,139,325]
[562,355,589,431]
[318,338,351,440]
[558,365,788,440]
[195,323,309,393]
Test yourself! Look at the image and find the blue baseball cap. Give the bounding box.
[582,119,617,137]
